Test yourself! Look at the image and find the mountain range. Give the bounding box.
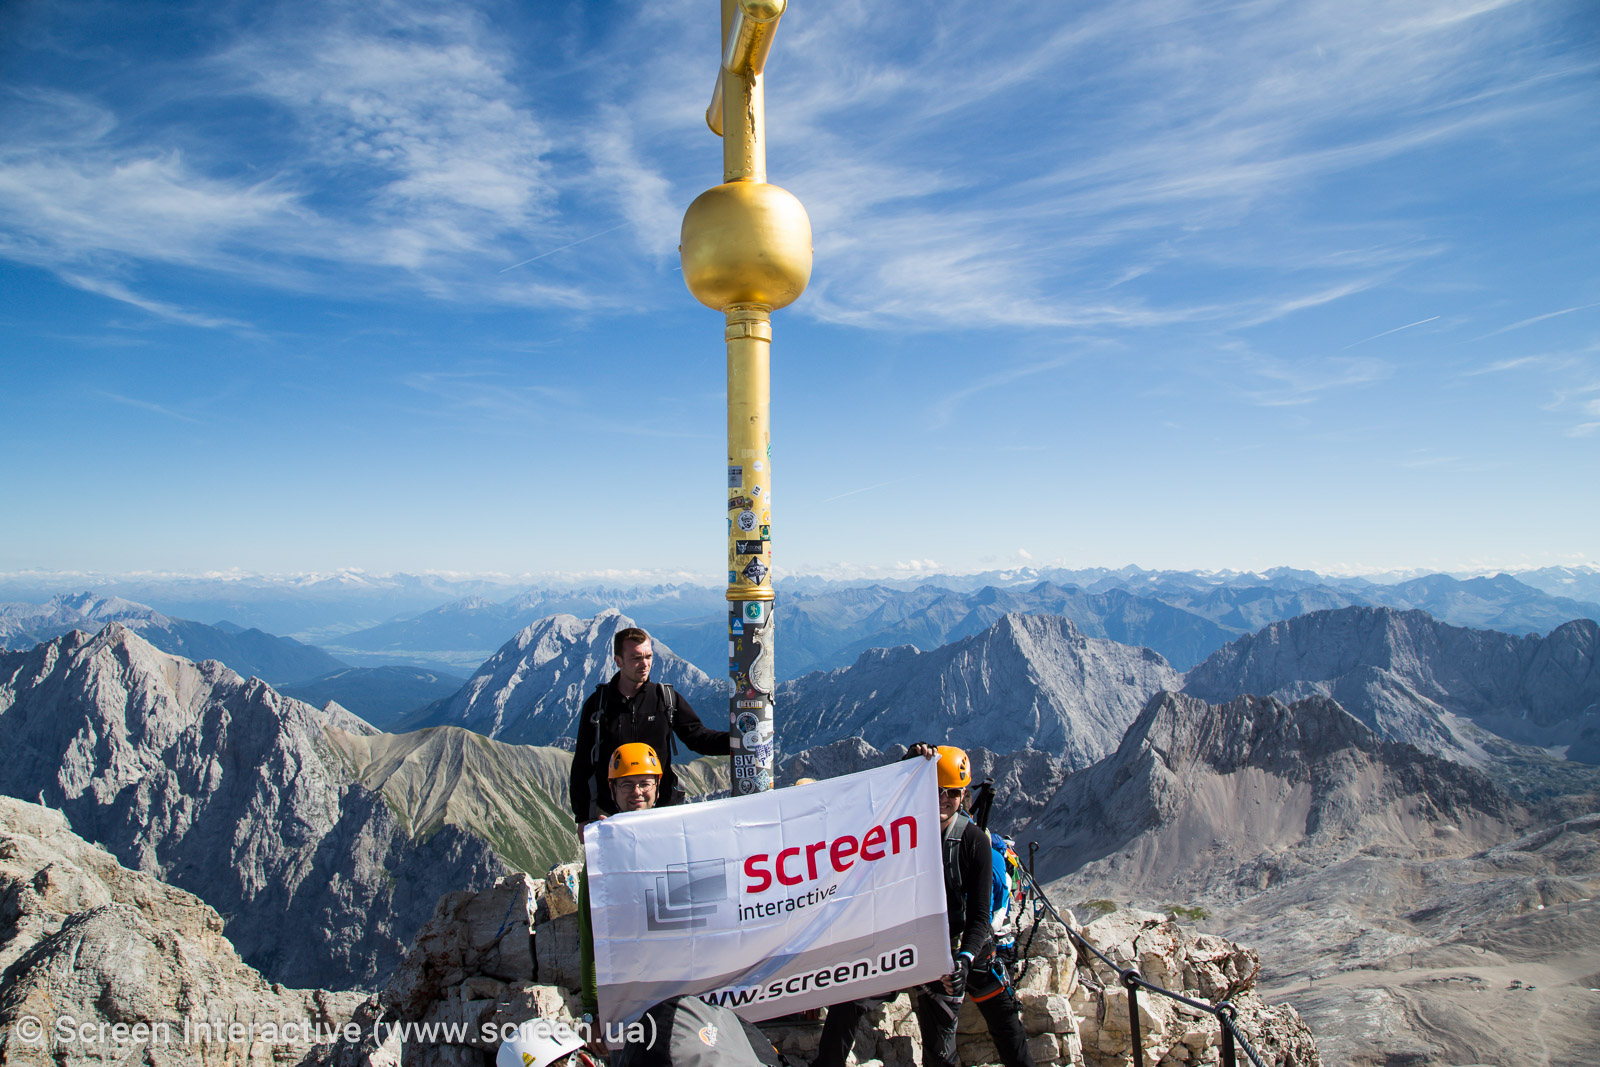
[326,569,1600,684]
[1184,607,1600,758]
[0,625,577,988]
[0,592,346,685]
[375,602,1599,785]
[4,580,1599,1060]
[0,570,538,641]
[6,567,1597,693]
[320,585,730,672]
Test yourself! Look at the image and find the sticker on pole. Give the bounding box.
[743,602,765,623]
[737,510,757,533]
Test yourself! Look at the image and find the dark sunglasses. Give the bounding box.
[939,787,965,799]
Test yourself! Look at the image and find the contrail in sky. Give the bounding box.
[1341,316,1439,349]
[821,481,897,503]
[500,224,629,273]
[1478,301,1600,339]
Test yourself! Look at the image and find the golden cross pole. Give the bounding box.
[680,0,811,796]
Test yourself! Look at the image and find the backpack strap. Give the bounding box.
[658,683,679,758]
[588,683,610,810]
[942,810,972,927]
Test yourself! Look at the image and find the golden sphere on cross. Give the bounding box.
[680,180,813,311]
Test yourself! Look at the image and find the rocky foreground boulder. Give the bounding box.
[0,796,366,1067]
[311,864,1318,1067]
[1070,910,1319,1067]
[0,797,1320,1067]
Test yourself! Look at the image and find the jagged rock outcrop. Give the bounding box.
[1183,607,1600,758]
[777,614,1182,770]
[0,796,366,1066]
[1027,691,1523,900]
[1070,910,1320,1066]
[0,626,542,989]
[395,611,723,745]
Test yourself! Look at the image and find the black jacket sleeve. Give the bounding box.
[670,691,731,755]
[570,691,600,823]
[956,821,993,961]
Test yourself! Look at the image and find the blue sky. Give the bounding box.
[1,0,1596,582]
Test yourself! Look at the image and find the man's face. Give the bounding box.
[611,774,659,812]
[939,785,965,825]
[615,638,653,688]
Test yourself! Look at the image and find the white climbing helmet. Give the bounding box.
[497,1020,584,1067]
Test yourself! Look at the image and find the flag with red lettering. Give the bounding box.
[584,757,950,1028]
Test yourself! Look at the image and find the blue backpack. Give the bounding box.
[989,832,1021,948]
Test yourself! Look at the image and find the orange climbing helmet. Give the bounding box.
[936,745,972,789]
[609,742,663,779]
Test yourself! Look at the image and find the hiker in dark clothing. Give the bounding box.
[813,743,1029,1067]
[568,626,730,826]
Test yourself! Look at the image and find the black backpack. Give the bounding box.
[588,682,682,815]
[941,809,972,910]
[614,996,785,1067]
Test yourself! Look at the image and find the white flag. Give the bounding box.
[585,758,952,1026]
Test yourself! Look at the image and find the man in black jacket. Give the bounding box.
[812,744,996,1067]
[568,626,731,826]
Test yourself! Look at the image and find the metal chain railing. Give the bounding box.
[1018,842,1269,1067]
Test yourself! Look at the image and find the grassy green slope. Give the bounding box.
[325,725,580,875]
[325,727,736,875]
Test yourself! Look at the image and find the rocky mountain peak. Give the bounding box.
[1026,689,1522,898]
[394,610,720,745]
[1130,690,1375,777]
[0,625,515,988]
[776,612,1181,768]
[1184,605,1600,757]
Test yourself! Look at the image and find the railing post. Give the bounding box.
[1218,1002,1238,1067]
[1123,970,1144,1067]
[1016,868,1269,1067]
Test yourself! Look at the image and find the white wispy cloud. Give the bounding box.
[0,0,1591,342]
[1468,355,1551,375]
[1236,353,1393,407]
[400,368,578,423]
[98,391,204,424]
[59,273,248,329]
[928,354,1078,426]
[736,0,1592,334]
[0,0,590,319]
